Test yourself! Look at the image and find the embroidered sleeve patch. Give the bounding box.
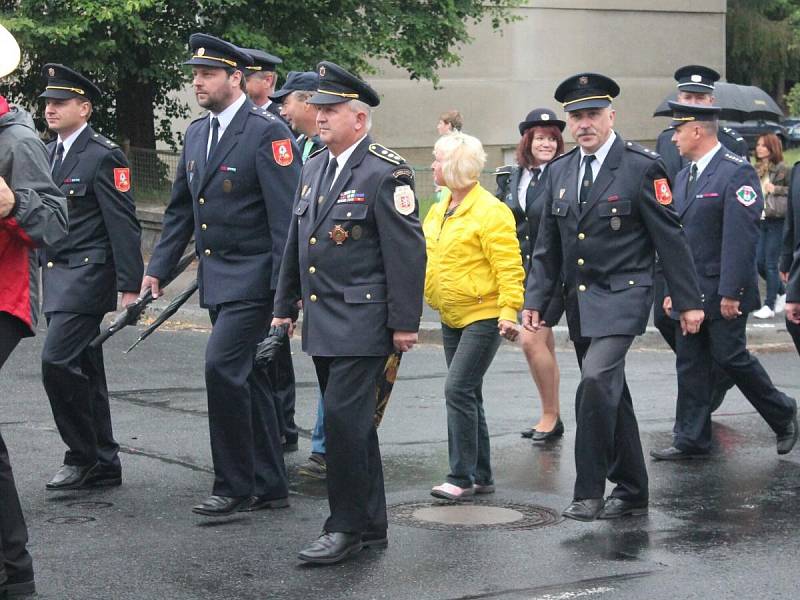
[654,178,672,205]
[113,168,131,192]
[735,185,757,206]
[393,185,415,215]
[272,139,293,166]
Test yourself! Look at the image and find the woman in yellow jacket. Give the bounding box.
[424,132,525,500]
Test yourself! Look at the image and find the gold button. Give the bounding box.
[310,237,317,245]
[83,257,89,263]
[204,249,211,256]
[46,261,54,268]
[309,266,316,274]
[525,235,529,240]
[612,208,617,214]
[346,211,352,217]
[310,294,318,302]
[366,293,372,300]
[525,255,530,260]
[69,190,74,195]
[577,258,585,266]
[199,198,205,205]
[578,233,585,240]
[628,280,635,285]
[201,224,207,230]
[578,284,587,292]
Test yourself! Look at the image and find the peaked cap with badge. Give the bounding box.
[241,47,282,76]
[554,73,619,112]
[518,107,565,135]
[184,34,253,71]
[667,101,721,128]
[270,71,319,103]
[38,64,102,103]
[309,61,380,107]
[674,65,720,94]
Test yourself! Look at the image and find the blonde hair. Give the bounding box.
[433,131,486,190]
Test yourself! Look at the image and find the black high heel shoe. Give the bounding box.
[531,418,564,442]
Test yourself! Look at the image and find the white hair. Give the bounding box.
[349,99,372,131]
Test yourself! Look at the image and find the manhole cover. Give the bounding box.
[67,501,113,510]
[47,516,96,525]
[389,500,561,531]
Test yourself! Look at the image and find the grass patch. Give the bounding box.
[783,147,800,166]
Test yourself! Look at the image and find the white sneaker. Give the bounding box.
[753,305,775,319]
[775,294,787,314]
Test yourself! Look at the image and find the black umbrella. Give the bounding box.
[653,82,783,122]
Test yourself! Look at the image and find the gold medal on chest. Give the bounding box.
[329,224,349,245]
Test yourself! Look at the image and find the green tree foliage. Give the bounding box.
[0,1,520,149]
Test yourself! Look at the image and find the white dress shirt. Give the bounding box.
[207,93,247,157]
[57,123,89,161]
[578,130,617,191]
[692,142,722,179]
[327,135,368,189]
[517,164,546,210]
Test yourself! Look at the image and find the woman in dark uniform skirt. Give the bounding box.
[495,108,566,442]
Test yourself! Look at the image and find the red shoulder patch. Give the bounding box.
[114,168,131,192]
[654,178,672,205]
[272,139,293,167]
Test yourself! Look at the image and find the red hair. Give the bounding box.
[757,133,783,165]
[516,125,564,170]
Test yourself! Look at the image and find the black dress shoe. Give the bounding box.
[191,495,250,516]
[86,466,122,488]
[298,532,363,564]
[597,497,649,519]
[649,446,709,461]
[361,530,388,549]
[562,498,604,522]
[0,571,36,598]
[46,463,100,491]
[239,496,290,512]
[777,410,798,455]
[282,435,299,453]
[520,428,536,439]
[532,418,564,442]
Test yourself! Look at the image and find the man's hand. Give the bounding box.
[393,330,417,353]
[120,292,139,309]
[521,309,543,332]
[0,176,16,219]
[662,295,672,316]
[140,275,161,299]
[498,319,519,342]
[679,309,704,335]
[720,297,742,320]
[271,317,295,338]
[780,271,789,284]
[786,302,800,325]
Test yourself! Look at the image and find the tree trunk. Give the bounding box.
[116,74,156,150]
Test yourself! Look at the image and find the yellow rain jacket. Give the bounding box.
[423,184,525,328]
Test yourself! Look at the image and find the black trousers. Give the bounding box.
[313,355,387,534]
[572,335,648,503]
[206,300,287,498]
[787,318,800,356]
[42,312,119,469]
[0,313,34,585]
[674,314,796,452]
[268,340,297,442]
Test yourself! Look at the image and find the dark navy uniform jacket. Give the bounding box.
[494,165,547,271]
[780,162,800,276]
[670,146,762,319]
[655,126,748,181]
[147,99,301,306]
[41,125,143,315]
[274,136,426,357]
[525,134,702,339]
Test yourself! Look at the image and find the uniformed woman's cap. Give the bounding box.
[667,101,721,128]
[309,61,380,107]
[184,33,253,71]
[38,64,102,103]
[518,108,565,135]
[0,23,21,79]
[554,73,620,112]
[674,65,720,94]
[241,48,283,76]
[270,71,319,103]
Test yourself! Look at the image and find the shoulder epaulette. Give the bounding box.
[625,140,659,159]
[494,165,513,177]
[721,126,745,142]
[368,143,404,165]
[308,146,327,160]
[89,132,118,149]
[250,106,277,122]
[723,152,746,165]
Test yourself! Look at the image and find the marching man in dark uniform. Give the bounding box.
[142,34,301,515]
[38,64,144,491]
[651,103,798,460]
[780,161,800,353]
[242,48,284,120]
[522,73,705,522]
[272,62,426,564]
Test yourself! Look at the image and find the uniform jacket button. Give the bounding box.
[310,237,317,245]
[628,280,635,285]
[201,224,207,230]
[199,198,205,205]
[577,258,585,266]
[310,294,318,302]
[204,249,211,256]
[309,266,316,273]
[46,261,54,268]
[84,257,89,263]
[365,293,372,300]
[578,284,587,292]
[578,233,585,240]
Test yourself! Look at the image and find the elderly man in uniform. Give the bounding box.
[650,103,798,461]
[242,48,284,120]
[1,24,67,598]
[652,66,745,411]
[522,73,705,522]
[272,61,426,564]
[142,34,301,516]
[38,64,144,491]
[272,71,325,163]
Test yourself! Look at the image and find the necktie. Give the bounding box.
[531,167,541,184]
[208,117,220,158]
[321,156,338,196]
[52,142,64,176]
[686,162,698,203]
[579,154,595,211]
[524,168,541,211]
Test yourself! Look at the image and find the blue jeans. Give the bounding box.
[441,318,502,488]
[311,392,325,455]
[756,219,786,308]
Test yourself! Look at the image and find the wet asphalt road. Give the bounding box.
[1,325,799,600]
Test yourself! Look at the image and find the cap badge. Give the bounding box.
[579,76,588,85]
[319,65,326,77]
[691,74,702,82]
[541,113,550,121]
[197,48,205,56]
[48,67,55,77]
